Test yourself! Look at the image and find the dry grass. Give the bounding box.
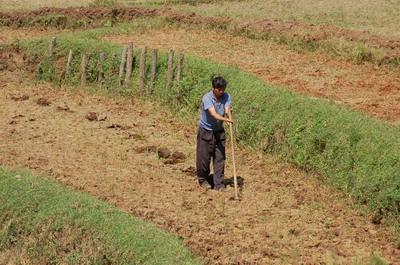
[0,0,94,11]
[171,0,400,38]
[0,27,71,44]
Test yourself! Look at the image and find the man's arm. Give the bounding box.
[225,107,232,121]
[207,107,233,124]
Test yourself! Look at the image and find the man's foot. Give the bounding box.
[200,181,212,189]
[215,185,228,192]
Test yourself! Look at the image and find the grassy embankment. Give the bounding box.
[15,21,400,226]
[0,167,202,264]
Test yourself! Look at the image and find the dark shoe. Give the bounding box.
[215,185,228,192]
[200,181,212,189]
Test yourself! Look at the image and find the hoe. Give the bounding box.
[229,122,239,200]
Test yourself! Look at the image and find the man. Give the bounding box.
[196,76,233,191]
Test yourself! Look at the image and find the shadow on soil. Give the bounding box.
[205,174,245,189]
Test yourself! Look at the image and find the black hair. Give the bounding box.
[211,76,227,89]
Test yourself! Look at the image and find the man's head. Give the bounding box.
[212,76,227,99]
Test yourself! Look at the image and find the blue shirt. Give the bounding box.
[199,91,232,131]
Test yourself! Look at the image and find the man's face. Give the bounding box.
[213,87,225,99]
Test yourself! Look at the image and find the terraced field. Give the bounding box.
[1,1,399,264]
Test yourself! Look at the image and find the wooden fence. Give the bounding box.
[48,37,185,93]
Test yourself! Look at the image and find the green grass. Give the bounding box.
[15,23,400,223]
[0,167,202,264]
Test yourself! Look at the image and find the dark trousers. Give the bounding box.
[196,127,226,189]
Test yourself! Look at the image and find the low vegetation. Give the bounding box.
[15,24,400,224]
[0,167,202,264]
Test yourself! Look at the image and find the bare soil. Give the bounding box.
[1,69,399,264]
[105,27,400,123]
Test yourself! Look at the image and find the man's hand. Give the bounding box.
[225,107,233,124]
[225,118,233,124]
[208,107,233,124]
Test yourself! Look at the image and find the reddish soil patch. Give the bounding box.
[105,28,400,122]
[0,71,399,264]
[0,7,161,28]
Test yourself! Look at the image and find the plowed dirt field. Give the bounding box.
[1,68,399,264]
[1,6,400,265]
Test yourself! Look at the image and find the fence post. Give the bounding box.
[80,52,88,86]
[65,49,73,78]
[125,42,133,86]
[150,49,158,94]
[139,47,147,92]
[98,52,106,84]
[111,9,117,27]
[166,49,174,89]
[49,36,57,56]
[119,46,128,86]
[176,51,184,83]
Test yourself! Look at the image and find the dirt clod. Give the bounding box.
[107,123,132,130]
[36,97,51,106]
[157,147,171,159]
[163,158,179,165]
[11,95,29,101]
[86,111,98,121]
[288,228,300,236]
[181,166,196,176]
[172,151,186,161]
[333,229,340,237]
[56,103,71,112]
[163,151,186,165]
[135,145,157,153]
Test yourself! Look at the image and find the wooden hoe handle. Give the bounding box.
[229,123,239,200]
